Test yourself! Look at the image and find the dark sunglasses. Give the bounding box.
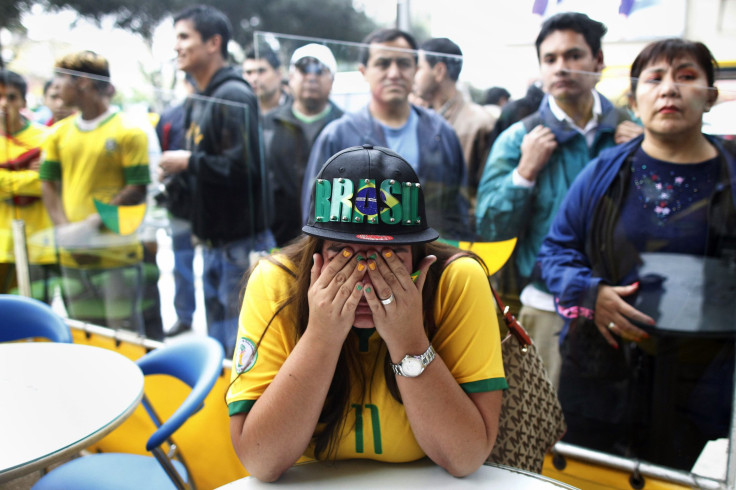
[295,58,329,75]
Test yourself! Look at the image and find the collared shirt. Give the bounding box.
[437,90,463,122]
[512,90,602,188]
[547,90,602,148]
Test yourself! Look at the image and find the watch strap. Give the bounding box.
[391,344,436,376]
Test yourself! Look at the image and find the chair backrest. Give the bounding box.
[0,294,72,343]
[136,337,224,451]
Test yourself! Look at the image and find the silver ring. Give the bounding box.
[607,321,616,330]
[380,293,395,306]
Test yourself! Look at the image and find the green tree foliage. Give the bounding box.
[3,0,378,46]
[1,0,34,30]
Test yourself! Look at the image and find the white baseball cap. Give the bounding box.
[290,43,337,75]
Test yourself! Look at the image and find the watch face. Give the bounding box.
[402,357,424,377]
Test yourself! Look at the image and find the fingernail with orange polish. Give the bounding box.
[383,250,393,258]
[357,263,366,272]
[368,261,376,271]
[342,249,352,258]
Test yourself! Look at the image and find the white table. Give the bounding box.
[0,342,144,483]
[217,459,579,489]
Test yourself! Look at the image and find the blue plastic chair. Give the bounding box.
[0,294,72,343]
[32,337,225,490]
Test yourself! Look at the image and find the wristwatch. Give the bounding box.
[390,344,436,377]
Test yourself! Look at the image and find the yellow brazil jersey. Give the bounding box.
[39,112,151,268]
[0,121,55,264]
[226,255,507,463]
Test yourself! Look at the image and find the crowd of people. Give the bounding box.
[1,3,734,480]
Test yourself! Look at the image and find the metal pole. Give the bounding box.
[396,0,411,32]
[727,340,736,488]
[553,442,724,489]
[12,219,32,297]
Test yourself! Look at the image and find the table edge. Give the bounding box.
[0,345,144,484]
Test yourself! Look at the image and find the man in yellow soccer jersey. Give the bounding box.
[0,69,56,299]
[39,51,162,339]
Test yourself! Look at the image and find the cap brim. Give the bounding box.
[302,225,439,245]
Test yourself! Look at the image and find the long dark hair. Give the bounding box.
[233,235,482,460]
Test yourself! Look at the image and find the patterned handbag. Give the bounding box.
[485,285,567,473]
[444,253,566,473]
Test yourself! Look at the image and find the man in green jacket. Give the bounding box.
[475,12,641,386]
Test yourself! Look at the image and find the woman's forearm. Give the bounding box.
[397,355,501,476]
[230,328,345,481]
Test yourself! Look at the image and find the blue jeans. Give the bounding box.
[171,220,196,325]
[202,229,275,357]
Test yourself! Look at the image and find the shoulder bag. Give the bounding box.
[445,253,567,473]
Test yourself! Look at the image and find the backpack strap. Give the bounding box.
[521,111,543,133]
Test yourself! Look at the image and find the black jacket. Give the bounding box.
[155,103,191,219]
[264,101,343,246]
[184,66,269,242]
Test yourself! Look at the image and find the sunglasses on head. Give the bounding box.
[295,57,329,75]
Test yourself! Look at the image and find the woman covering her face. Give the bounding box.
[226,145,506,481]
[538,38,736,470]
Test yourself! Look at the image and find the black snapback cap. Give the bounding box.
[302,145,439,245]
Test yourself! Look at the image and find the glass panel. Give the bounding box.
[254,32,477,244]
[253,30,736,480]
[1,8,735,485]
[1,50,267,349]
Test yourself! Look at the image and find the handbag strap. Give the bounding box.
[444,252,532,350]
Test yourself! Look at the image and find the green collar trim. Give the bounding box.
[353,327,376,352]
[292,104,332,124]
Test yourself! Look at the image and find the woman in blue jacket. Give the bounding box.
[538,39,736,470]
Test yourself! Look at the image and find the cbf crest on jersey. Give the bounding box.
[104,138,117,153]
[235,337,257,374]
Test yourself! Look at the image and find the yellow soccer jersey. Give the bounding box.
[40,112,150,222]
[39,112,150,268]
[0,121,55,264]
[226,255,507,463]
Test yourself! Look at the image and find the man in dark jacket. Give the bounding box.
[264,43,343,247]
[301,28,470,240]
[159,5,274,356]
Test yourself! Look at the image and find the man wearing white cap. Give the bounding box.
[264,43,344,246]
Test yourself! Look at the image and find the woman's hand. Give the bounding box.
[362,248,436,353]
[306,247,366,342]
[595,282,655,348]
